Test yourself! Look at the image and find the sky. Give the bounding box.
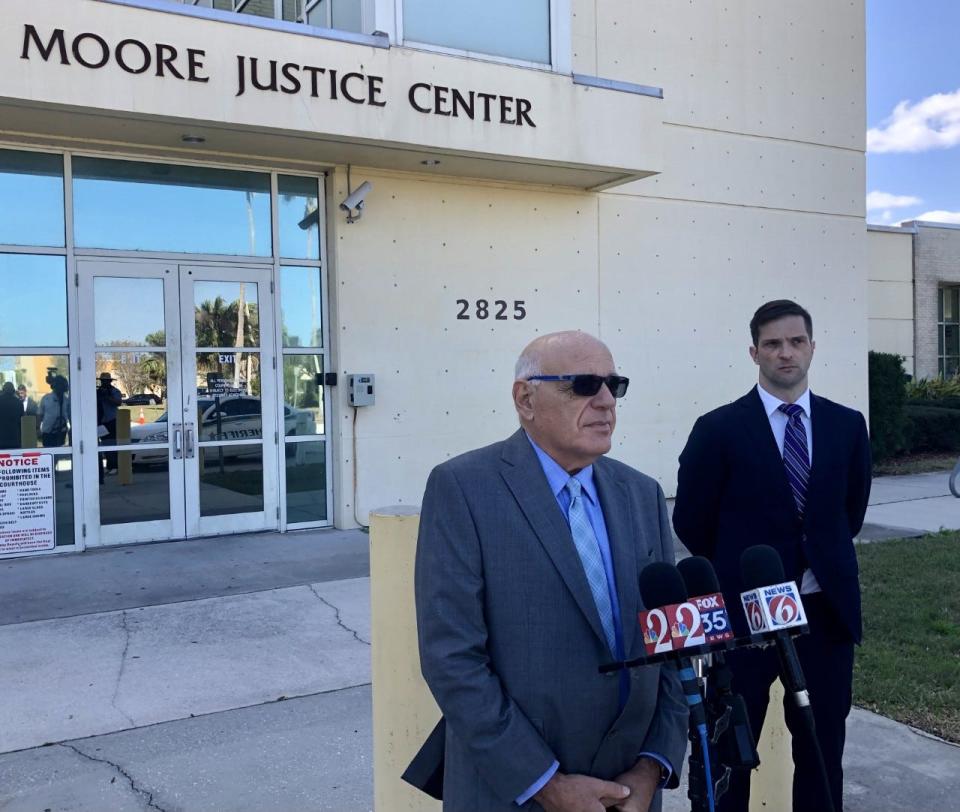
[867,0,960,226]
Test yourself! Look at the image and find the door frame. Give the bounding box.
[77,258,183,547]
[180,263,279,538]
[77,258,279,547]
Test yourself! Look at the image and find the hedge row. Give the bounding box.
[905,405,960,454]
[868,352,960,459]
[909,396,960,411]
[868,352,909,459]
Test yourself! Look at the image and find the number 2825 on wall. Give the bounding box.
[456,299,526,321]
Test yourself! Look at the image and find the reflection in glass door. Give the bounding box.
[180,266,278,537]
[78,260,278,545]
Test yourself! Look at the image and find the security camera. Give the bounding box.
[339,181,373,222]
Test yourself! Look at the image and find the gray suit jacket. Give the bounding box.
[414,430,688,811]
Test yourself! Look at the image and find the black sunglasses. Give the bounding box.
[526,374,630,398]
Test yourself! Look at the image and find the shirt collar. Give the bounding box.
[756,383,811,419]
[524,431,598,504]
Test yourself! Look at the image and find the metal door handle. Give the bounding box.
[172,423,183,460]
[185,424,195,459]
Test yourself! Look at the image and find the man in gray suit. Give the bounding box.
[414,331,687,812]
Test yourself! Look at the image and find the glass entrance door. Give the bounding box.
[78,259,278,545]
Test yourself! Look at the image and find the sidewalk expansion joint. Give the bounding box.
[306,584,370,646]
[111,610,137,728]
[870,493,952,506]
[59,742,169,812]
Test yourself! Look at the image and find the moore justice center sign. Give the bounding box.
[19,24,537,128]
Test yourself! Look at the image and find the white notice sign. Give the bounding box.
[0,453,56,554]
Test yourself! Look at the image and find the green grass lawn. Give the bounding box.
[854,532,960,742]
[872,452,957,476]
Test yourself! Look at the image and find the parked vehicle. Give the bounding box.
[129,395,315,465]
[124,393,162,406]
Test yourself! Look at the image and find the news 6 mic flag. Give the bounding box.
[740,581,807,634]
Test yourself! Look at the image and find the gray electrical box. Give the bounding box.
[348,374,376,406]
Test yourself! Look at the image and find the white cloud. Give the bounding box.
[867,89,960,153]
[897,210,960,226]
[866,191,922,210]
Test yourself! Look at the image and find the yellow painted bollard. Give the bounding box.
[116,409,133,485]
[370,506,441,812]
[749,680,792,811]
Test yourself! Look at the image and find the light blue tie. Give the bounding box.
[565,478,617,654]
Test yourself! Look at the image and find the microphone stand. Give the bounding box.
[773,640,836,812]
[686,653,759,812]
[684,657,715,812]
[601,628,809,812]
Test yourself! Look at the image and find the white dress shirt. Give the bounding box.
[755,384,821,594]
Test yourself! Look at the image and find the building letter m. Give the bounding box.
[21,25,69,64]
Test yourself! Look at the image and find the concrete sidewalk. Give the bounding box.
[0,473,957,811]
[862,469,959,536]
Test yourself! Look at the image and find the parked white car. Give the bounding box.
[128,395,316,465]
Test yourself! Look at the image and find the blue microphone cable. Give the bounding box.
[678,663,715,812]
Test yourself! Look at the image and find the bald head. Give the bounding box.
[512,331,619,473]
[514,331,613,382]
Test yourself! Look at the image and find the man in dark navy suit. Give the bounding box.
[672,300,872,812]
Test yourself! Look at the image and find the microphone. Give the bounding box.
[678,557,760,776]
[739,545,809,707]
[676,556,734,644]
[639,562,716,811]
[738,545,835,812]
[638,562,707,729]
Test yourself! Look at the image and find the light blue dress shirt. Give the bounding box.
[515,434,672,805]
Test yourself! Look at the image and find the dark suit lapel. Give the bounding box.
[738,388,796,511]
[499,430,610,648]
[805,393,830,515]
[593,459,639,655]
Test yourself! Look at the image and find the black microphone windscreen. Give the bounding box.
[677,556,721,596]
[639,562,688,608]
[740,545,786,589]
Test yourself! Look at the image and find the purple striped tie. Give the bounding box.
[778,403,810,516]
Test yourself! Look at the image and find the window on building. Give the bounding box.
[179,0,367,32]
[939,286,960,377]
[402,1,551,64]
[173,1,561,66]
[0,149,64,248]
[72,157,272,256]
[184,1,233,11]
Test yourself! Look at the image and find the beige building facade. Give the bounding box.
[0,0,867,555]
[867,221,960,380]
[867,224,915,375]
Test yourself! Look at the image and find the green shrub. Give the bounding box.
[905,405,960,454]
[907,376,960,401]
[908,397,960,411]
[868,351,909,460]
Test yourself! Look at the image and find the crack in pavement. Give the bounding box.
[869,493,952,506]
[59,742,169,812]
[306,584,370,646]
[111,610,137,728]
